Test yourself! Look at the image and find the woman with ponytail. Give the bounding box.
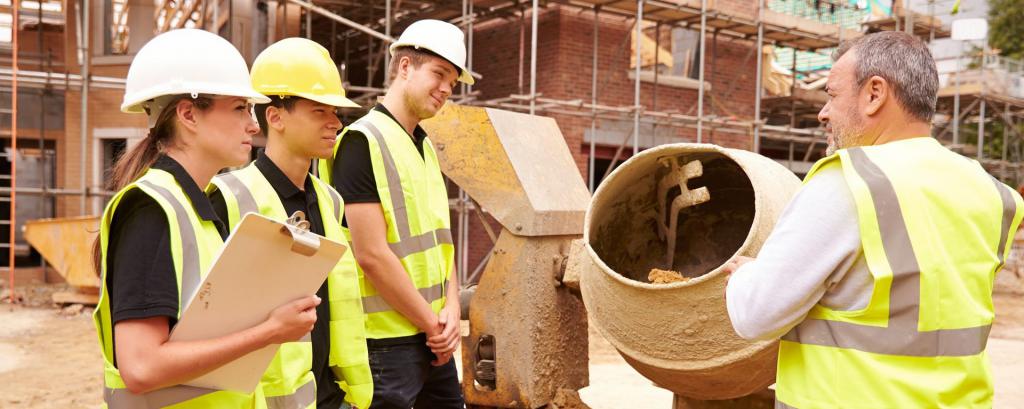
[93,29,321,408]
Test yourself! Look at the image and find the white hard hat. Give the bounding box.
[121,28,270,114]
[389,20,474,85]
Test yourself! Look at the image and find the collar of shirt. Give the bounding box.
[373,103,429,143]
[151,155,223,229]
[253,149,318,209]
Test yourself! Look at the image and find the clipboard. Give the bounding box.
[168,211,345,392]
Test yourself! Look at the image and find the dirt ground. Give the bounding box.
[0,285,1021,408]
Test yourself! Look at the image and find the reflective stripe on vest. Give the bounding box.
[104,385,218,409]
[263,379,315,409]
[105,379,314,409]
[775,400,796,409]
[96,169,252,408]
[781,148,1014,357]
[213,164,373,409]
[359,122,454,259]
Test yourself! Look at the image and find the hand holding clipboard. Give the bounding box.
[169,212,344,392]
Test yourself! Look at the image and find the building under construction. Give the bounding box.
[0,0,1015,288]
[2,1,1024,408]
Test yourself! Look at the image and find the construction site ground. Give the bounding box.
[0,283,1022,409]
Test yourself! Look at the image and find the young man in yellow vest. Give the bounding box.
[318,19,472,409]
[724,31,1024,408]
[208,38,373,409]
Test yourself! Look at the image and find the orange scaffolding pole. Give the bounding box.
[7,0,18,303]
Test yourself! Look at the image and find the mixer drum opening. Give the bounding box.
[589,151,755,284]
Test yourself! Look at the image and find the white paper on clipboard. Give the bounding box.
[169,212,345,392]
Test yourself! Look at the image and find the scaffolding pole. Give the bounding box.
[632,0,643,155]
[979,99,986,161]
[953,41,962,145]
[384,0,392,88]
[980,42,989,161]
[589,6,599,192]
[79,0,89,215]
[529,0,538,115]
[7,0,18,297]
[696,0,707,143]
[753,0,764,153]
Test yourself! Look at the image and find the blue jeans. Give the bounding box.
[367,335,465,409]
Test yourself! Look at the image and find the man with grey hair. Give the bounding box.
[723,31,1023,408]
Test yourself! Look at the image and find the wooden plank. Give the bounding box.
[52,290,100,306]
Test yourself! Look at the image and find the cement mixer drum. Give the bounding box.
[577,143,801,400]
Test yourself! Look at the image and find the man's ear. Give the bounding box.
[862,75,888,117]
[397,56,411,81]
[265,105,286,133]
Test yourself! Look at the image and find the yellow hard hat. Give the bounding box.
[251,38,360,108]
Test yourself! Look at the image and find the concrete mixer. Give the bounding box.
[420,105,802,408]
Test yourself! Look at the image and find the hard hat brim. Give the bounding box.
[122,83,271,114]
[293,92,362,109]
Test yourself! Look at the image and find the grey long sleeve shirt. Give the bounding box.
[725,166,875,340]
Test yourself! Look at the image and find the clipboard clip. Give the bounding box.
[280,211,321,257]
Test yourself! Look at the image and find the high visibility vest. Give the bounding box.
[212,164,373,409]
[94,168,264,408]
[776,138,1024,409]
[318,109,454,339]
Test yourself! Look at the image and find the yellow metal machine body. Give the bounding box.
[23,216,101,289]
[421,105,591,408]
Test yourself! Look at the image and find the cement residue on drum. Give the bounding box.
[648,268,690,284]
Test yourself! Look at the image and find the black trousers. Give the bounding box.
[367,334,465,409]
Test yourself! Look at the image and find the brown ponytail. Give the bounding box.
[93,95,212,276]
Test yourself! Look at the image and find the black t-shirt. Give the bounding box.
[332,104,428,227]
[106,155,228,366]
[209,151,345,408]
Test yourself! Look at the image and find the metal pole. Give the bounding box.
[653,21,660,111]
[467,0,474,94]
[214,0,221,35]
[460,0,466,97]
[529,0,538,115]
[904,0,913,35]
[456,0,468,285]
[80,0,89,214]
[696,0,707,143]
[980,41,988,160]
[331,20,336,58]
[953,41,961,145]
[9,0,18,296]
[37,0,45,210]
[384,0,392,88]
[1003,105,1010,179]
[518,2,525,95]
[790,50,797,128]
[589,6,599,192]
[654,21,660,148]
[979,99,986,160]
[753,0,764,153]
[632,0,643,155]
[228,0,233,40]
[305,6,311,38]
[367,4,373,88]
